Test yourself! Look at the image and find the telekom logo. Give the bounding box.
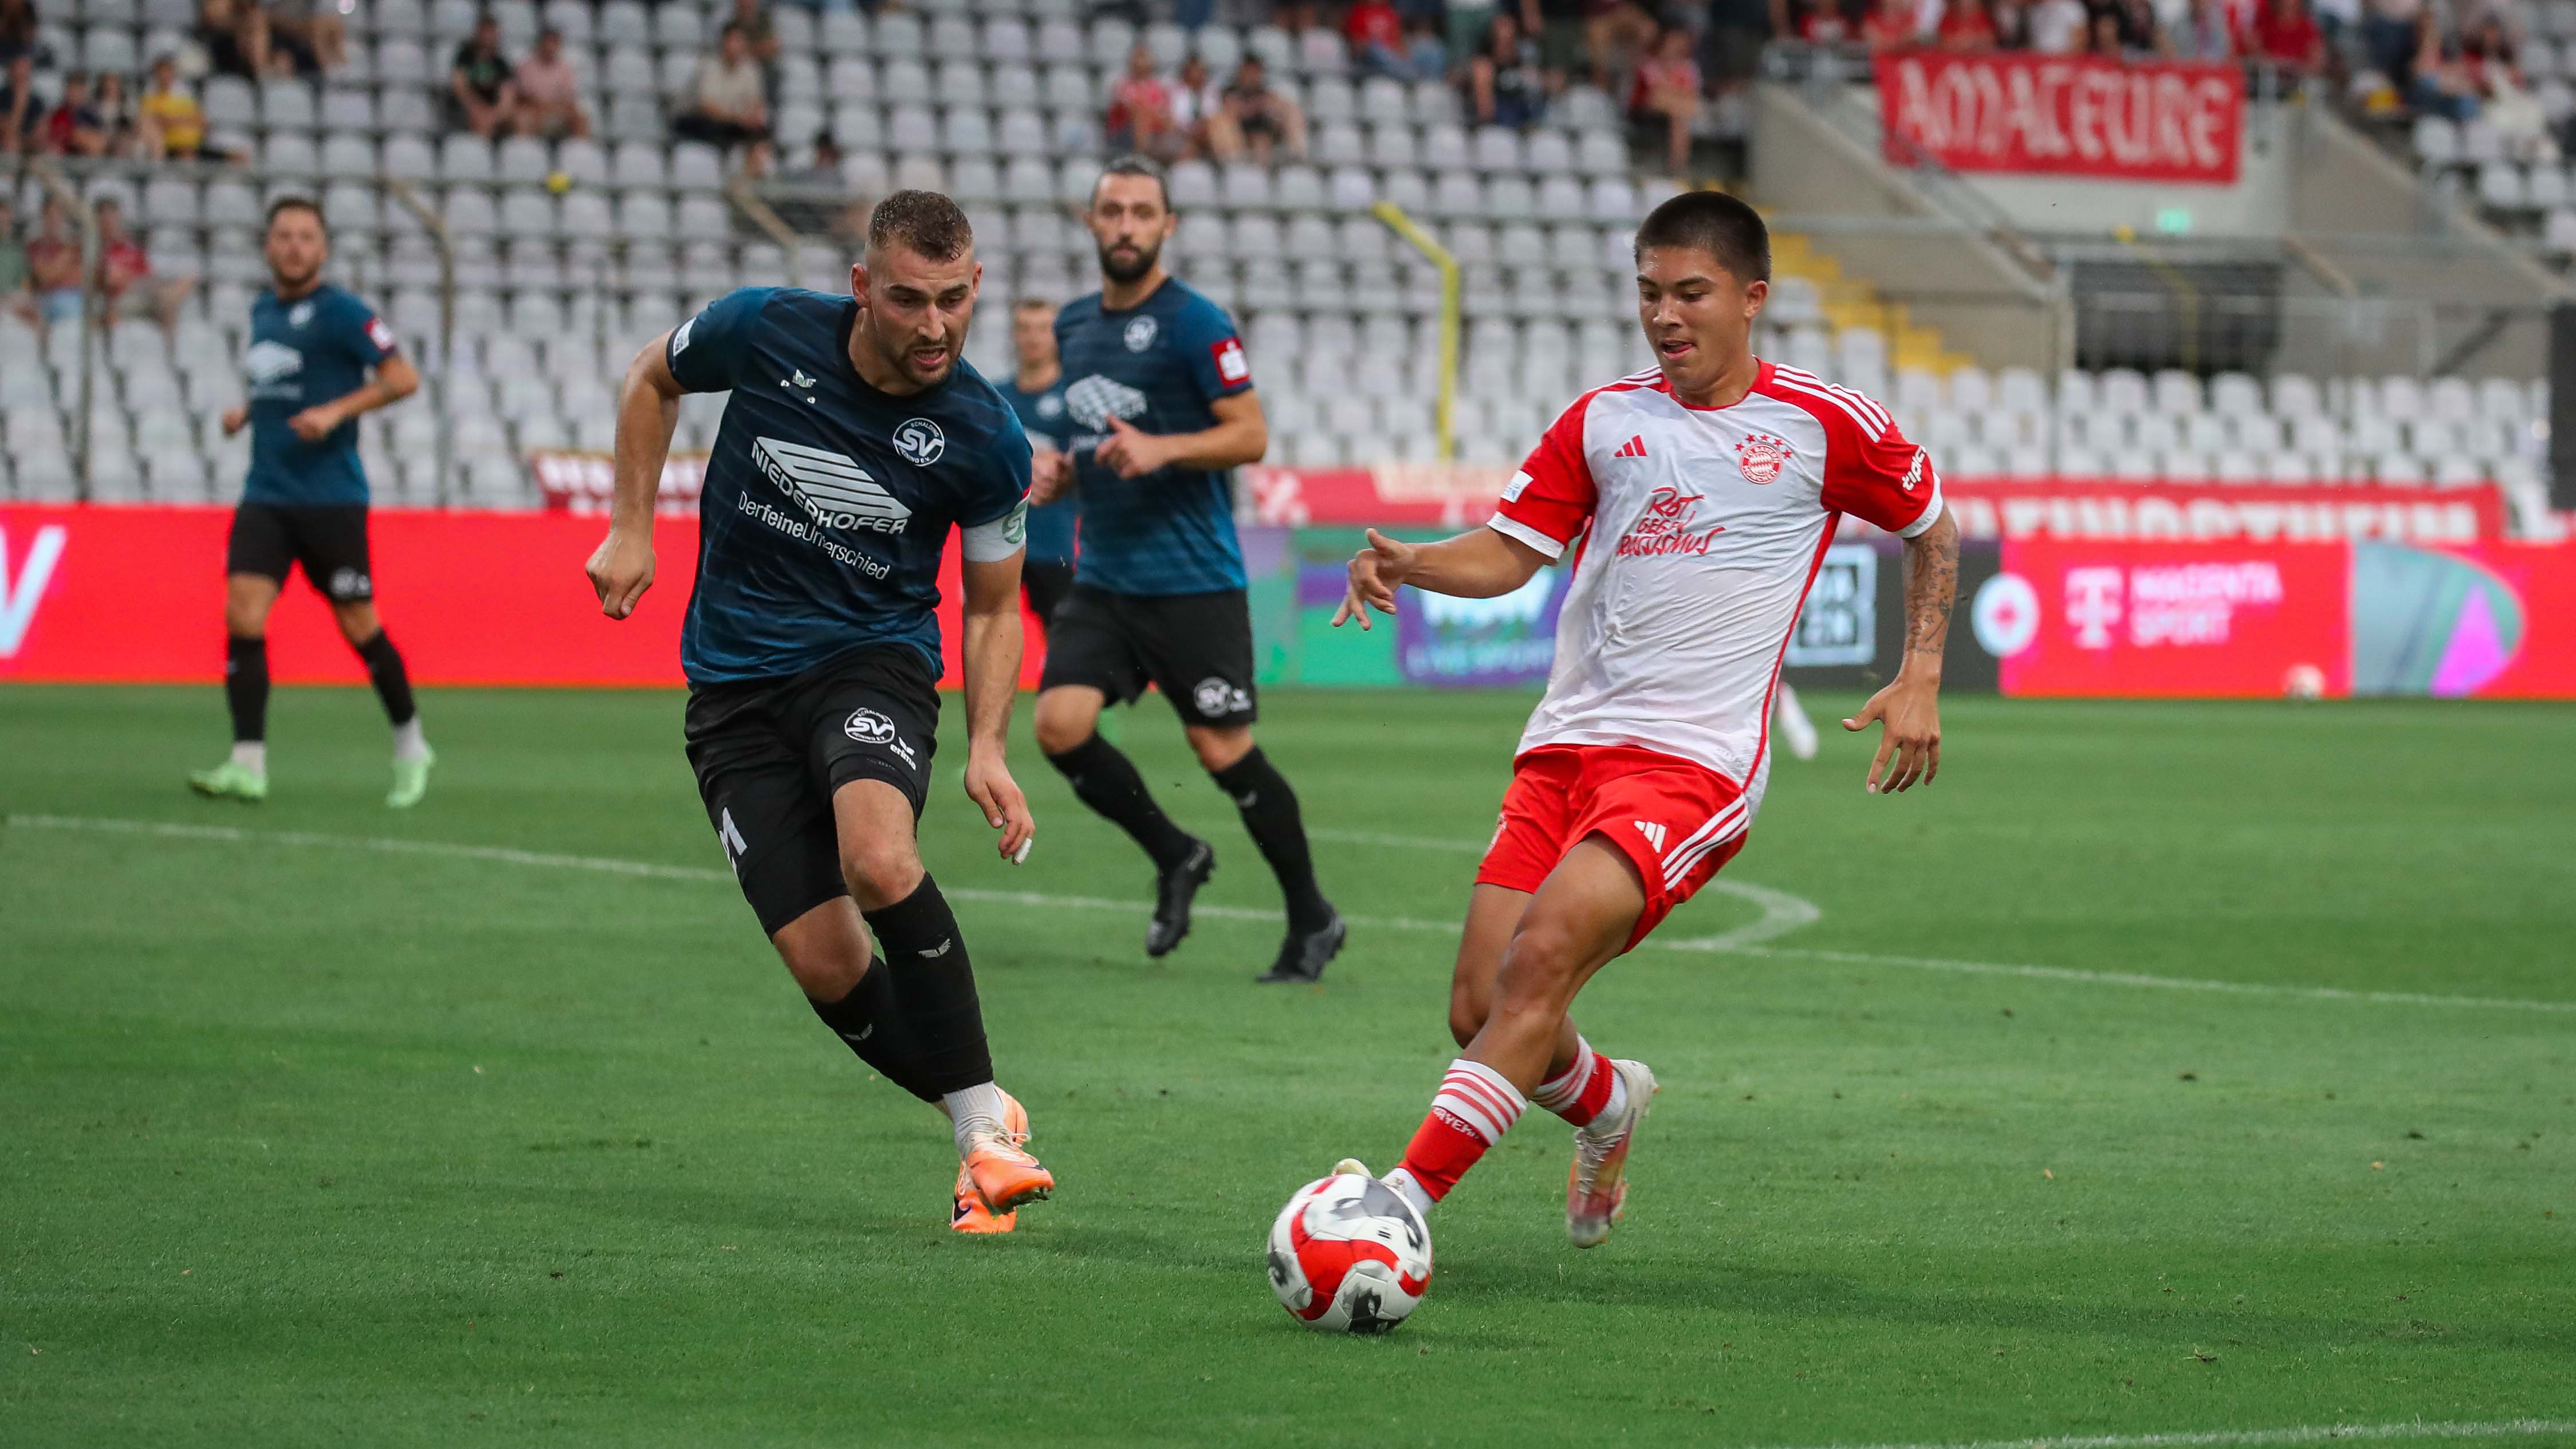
[2064,566,2124,650]
[0,524,68,657]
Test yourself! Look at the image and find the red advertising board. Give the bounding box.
[1877,50,2244,184]
[1988,540,2350,696]
[0,505,1043,688]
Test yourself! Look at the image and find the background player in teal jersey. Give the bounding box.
[1027,156,1343,986]
[999,296,1076,631]
[582,191,1057,1235]
[188,196,428,808]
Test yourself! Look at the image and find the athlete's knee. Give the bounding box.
[1032,690,1098,756]
[223,578,274,636]
[332,600,381,644]
[1492,918,1591,1015]
[770,904,869,999]
[1446,985,1489,1049]
[838,834,924,912]
[1185,724,1252,773]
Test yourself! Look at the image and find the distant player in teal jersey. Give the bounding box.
[1028,156,1344,985]
[998,296,1076,631]
[583,191,1057,1235]
[188,196,429,808]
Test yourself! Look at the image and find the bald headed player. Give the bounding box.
[584,191,1055,1234]
[1028,156,1343,985]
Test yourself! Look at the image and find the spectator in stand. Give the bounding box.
[0,52,38,155]
[43,70,107,155]
[513,26,590,139]
[93,70,133,154]
[2170,0,2237,58]
[269,0,347,72]
[1627,26,1701,175]
[199,0,300,79]
[2463,15,2548,148]
[96,199,194,332]
[1704,0,1787,103]
[729,0,779,64]
[0,0,33,64]
[138,54,208,159]
[1859,0,1918,48]
[1993,0,2033,48]
[448,13,517,136]
[2362,0,2420,86]
[1796,0,1857,45]
[1206,54,1308,162]
[1468,12,1549,128]
[2251,0,2326,71]
[1104,44,1179,160]
[1403,12,1451,78]
[1585,0,1663,88]
[2026,0,2087,52]
[1346,0,1411,76]
[26,197,81,328]
[1937,0,1999,50]
[2084,10,2130,56]
[2113,0,2168,56]
[2409,13,2479,120]
[675,22,773,176]
[0,200,27,323]
[1169,54,1220,156]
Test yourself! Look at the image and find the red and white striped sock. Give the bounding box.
[1391,1059,1525,1208]
[1529,1037,1622,1129]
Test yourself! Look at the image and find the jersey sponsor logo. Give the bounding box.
[1064,374,1150,431]
[1035,391,1065,419]
[1633,820,1668,852]
[1499,469,1533,502]
[1901,447,1928,492]
[1614,486,1728,559]
[753,436,913,535]
[892,416,946,466]
[1123,315,1159,352]
[1211,336,1249,384]
[1192,676,1252,718]
[365,317,397,354]
[670,316,696,358]
[1735,432,1795,485]
[843,707,898,744]
[1613,434,1649,459]
[289,301,315,328]
[244,340,304,386]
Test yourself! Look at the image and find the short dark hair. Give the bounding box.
[866,188,973,262]
[1091,153,1171,211]
[1014,296,1054,313]
[265,194,327,234]
[1634,189,1769,284]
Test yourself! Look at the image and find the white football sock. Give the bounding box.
[943,1082,1006,1156]
[1384,1166,1434,1216]
[391,718,430,762]
[229,742,267,774]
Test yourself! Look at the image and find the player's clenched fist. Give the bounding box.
[1331,529,1417,631]
[585,527,656,619]
[1027,447,1072,506]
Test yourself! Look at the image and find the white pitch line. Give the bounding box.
[1748,1418,2576,1449]
[10,813,2574,1015]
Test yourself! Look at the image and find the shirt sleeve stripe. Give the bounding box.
[1487,512,1569,560]
[1895,472,1945,538]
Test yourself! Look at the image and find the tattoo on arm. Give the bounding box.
[1904,513,1959,661]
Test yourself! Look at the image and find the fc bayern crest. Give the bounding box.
[1123,316,1159,352]
[892,417,946,465]
[1735,432,1794,485]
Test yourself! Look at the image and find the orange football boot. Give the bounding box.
[1566,1060,1658,1249]
[959,1090,1053,1220]
[950,1093,1033,1234]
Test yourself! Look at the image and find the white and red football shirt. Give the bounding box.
[1488,359,1944,806]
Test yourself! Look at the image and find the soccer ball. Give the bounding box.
[1265,1171,1433,1334]
[2282,662,2327,700]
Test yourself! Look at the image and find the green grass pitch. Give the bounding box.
[3,684,2571,1447]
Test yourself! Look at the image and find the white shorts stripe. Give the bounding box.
[1657,802,1740,871]
[1665,802,1751,885]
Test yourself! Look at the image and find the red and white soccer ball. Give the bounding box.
[1266,1172,1433,1334]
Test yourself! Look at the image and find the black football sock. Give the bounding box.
[1209,747,1332,931]
[806,959,941,1104]
[863,875,994,1098]
[352,629,418,727]
[1045,733,1196,868]
[224,635,269,745]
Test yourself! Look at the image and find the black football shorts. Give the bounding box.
[225,503,376,602]
[1037,583,1257,727]
[683,644,942,936]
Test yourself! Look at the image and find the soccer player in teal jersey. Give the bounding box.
[1028,156,1343,985]
[188,196,428,808]
[998,296,1076,631]
[583,191,1056,1234]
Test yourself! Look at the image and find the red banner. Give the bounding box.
[1877,50,2244,184]
[1988,540,2349,696]
[0,505,1043,688]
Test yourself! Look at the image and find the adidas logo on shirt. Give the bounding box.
[1633,820,1667,852]
[1614,435,1649,458]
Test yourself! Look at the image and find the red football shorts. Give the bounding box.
[1474,743,1751,952]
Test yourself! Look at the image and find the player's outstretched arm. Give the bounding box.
[1843,506,1958,795]
[287,353,418,442]
[1330,526,1550,631]
[1092,392,1268,479]
[585,331,684,620]
[958,550,1037,864]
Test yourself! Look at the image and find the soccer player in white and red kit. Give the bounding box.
[1327,190,1960,1251]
